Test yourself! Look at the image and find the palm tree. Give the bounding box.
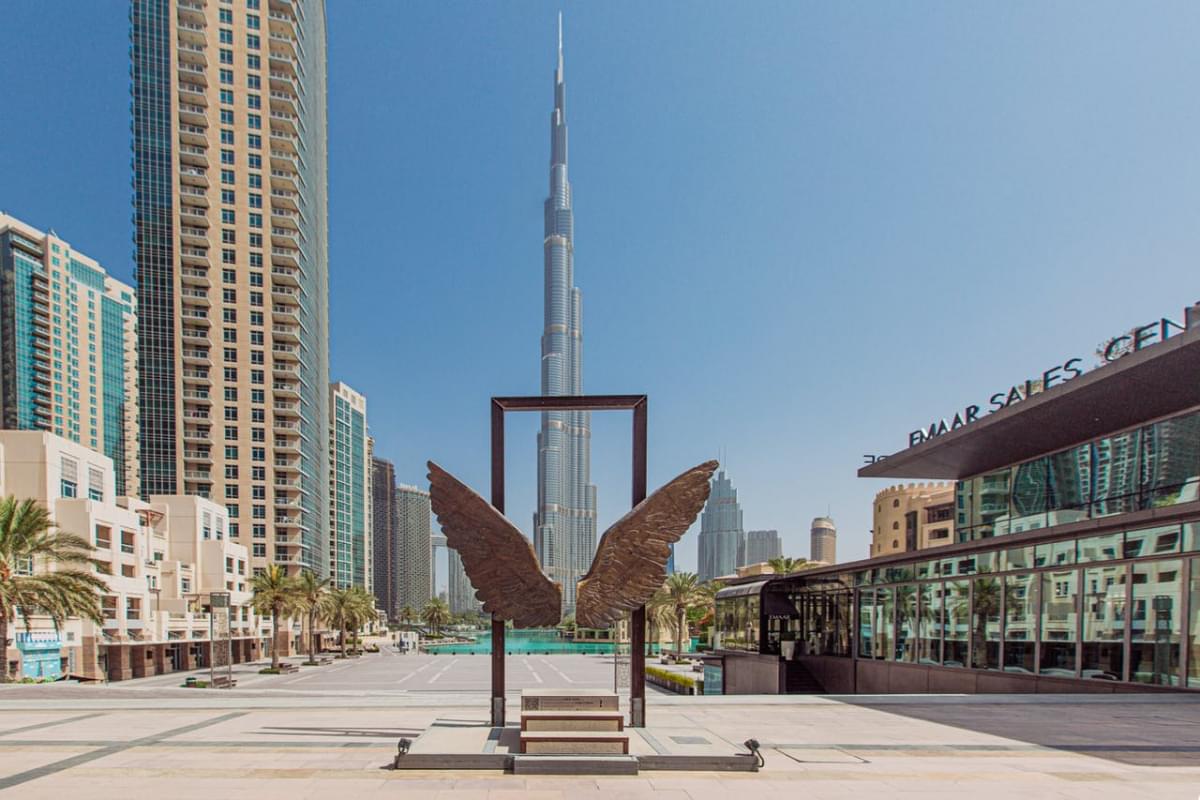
[293,570,329,663]
[657,572,707,655]
[767,556,810,575]
[0,498,106,682]
[420,597,450,637]
[400,605,416,630]
[251,564,296,669]
[320,586,374,657]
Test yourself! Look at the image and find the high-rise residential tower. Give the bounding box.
[395,483,431,613]
[697,470,744,582]
[447,548,481,615]
[328,382,370,589]
[810,516,837,564]
[370,455,397,618]
[0,214,140,496]
[534,16,597,615]
[132,0,330,576]
[741,529,782,566]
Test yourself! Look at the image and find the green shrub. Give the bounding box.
[183,680,210,688]
[258,667,281,674]
[645,665,702,693]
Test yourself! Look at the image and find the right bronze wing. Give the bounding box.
[427,461,562,627]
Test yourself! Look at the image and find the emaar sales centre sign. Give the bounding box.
[907,312,1191,448]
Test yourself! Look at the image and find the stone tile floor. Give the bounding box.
[1,665,1199,798]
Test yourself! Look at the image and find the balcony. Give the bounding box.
[180,288,210,307]
[178,0,206,25]
[270,148,298,173]
[182,348,211,365]
[179,143,209,168]
[272,361,300,379]
[271,207,300,230]
[271,248,299,269]
[181,266,211,286]
[181,369,211,385]
[184,470,211,482]
[271,226,299,247]
[180,184,209,206]
[179,208,209,229]
[182,427,211,443]
[179,102,208,127]
[177,61,208,85]
[273,439,300,454]
[178,20,207,45]
[272,304,299,324]
[268,88,298,115]
[179,162,208,185]
[273,399,300,415]
[183,449,212,463]
[178,41,207,67]
[269,130,299,155]
[268,51,298,77]
[271,324,299,343]
[269,168,298,192]
[269,109,299,136]
[274,459,300,474]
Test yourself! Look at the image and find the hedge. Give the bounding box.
[645,665,703,695]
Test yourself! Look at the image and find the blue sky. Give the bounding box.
[2,2,1198,579]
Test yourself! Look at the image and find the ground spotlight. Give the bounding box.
[397,737,412,757]
[743,738,764,767]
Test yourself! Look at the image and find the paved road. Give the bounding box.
[112,648,627,694]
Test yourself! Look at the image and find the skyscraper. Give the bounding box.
[132,0,330,576]
[741,529,782,566]
[328,382,370,589]
[811,516,837,564]
[396,483,431,613]
[447,548,481,615]
[698,470,743,582]
[370,455,397,618]
[533,16,596,615]
[0,214,140,497]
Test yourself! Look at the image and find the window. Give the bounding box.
[247,134,262,150]
[248,114,261,130]
[219,28,233,44]
[221,189,235,205]
[221,209,235,225]
[222,229,236,244]
[223,288,237,303]
[253,543,266,558]
[225,485,239,499]
[253,524,266,539]
[60,456,78,498]
[247,34,260,49]
[249,194,262,209]
[223,367,238,382]
[247,74,261,90]
[224,406,238,421]
[219,8,233,23]
[219,48,233,65]
[247,13,260,29]
[1130,559,1181,685]
[248,94,261,110]
[248,154,262,169]
[225,446,239,459]
[224,347,237,363]
[220,89,234,105]
[222,250,236,265]
[225,464,239,480]
[221,150,235,165]
[221,169,235,185]
[247,54,261,70]
[220,68,234,85]
[1040,569,1078,676]
[249,213,263,229]
[249,271,263,286]
[225,425,238,441]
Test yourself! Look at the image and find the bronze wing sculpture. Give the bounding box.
[575,459,718,628]
[427,462,562,627]
[427,459,718,629]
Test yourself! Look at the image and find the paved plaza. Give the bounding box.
[0,651,1198,798]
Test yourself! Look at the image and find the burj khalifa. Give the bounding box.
[534,16,597,616]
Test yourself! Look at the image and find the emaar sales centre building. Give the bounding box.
[712,303,1200,695]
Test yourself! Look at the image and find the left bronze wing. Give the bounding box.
[427,461,563,627]
[575,460,719,629]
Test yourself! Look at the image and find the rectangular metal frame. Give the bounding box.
[490,395,648,727]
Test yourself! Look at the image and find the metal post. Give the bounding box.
[630,398,648,727]
[489,400,506,727]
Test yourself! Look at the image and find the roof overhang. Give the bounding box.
[859,323,1200,480]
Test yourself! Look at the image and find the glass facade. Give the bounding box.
[955,410,1200,542]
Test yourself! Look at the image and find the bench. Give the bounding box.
[277,662,300,674]
[315,656,334,666]
[210,675,237,689]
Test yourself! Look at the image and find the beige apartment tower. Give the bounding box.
[810,516,837,564]
[0,214,140,497]
[132,0,330,576]
[870,482,955,557]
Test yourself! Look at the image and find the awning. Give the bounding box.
[715,580,768,600]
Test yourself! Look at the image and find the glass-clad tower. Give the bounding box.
[132,0,330,576]
[534,17,597,615]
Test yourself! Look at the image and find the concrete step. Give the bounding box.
[521,710,624,732]
[519,729,630,755]
[512,755,638,775]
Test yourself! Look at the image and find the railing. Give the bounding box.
[120,543,135,554]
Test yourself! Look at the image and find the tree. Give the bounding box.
[293,570,329,663]
[0,497,106,682]
[420,597,450,637]
[767,556,809,575]
[400,605,416,630]
[657,572,707,655]
[320,586,374,657]
[251,564,296,669]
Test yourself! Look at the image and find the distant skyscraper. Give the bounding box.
[328,383,370,589]
[396,483,431,612]
[370,456,397,618]
[447,548,481,615]
[698,470,744,581]
[132,0,330,577]
[0,214,140,497]
[534,17,596,616]
[741,529,782,566]
[811,516,837,564]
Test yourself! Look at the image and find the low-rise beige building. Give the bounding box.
[0,431,271,681]
[870,482,955,557]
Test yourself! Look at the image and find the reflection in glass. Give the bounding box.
[1003,545,1035,571]
[955,481,972,542]
[857,589,874,659]
[1189,558,1200,688]
[971,577,1002,669]
[1040,569,1078,676]
[1141,412,1200,509]
[1004,573,1036,673]
[1130,559,1180,686]
[1082,565,1126,681]
[944,579,970,667]
[896,584,917,662]
[1092,430,1142,518]
[1187,523,1199,553]
[1008,457,1049,534]
[1035,539,1075,568]
[1048,444,1091,524]
[1124,525,1180,559]
[917,582,941,665]
[970,470,1011,539]
[1078,533,1122,563]
[875,587,894,661]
